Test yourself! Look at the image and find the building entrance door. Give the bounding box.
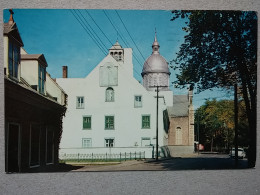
[7,123,20,172]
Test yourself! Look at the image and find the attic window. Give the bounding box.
[38,65,46,94]
[8,41,20,79]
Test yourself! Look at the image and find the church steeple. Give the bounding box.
[109,40,124,62]
[152,29,160,54]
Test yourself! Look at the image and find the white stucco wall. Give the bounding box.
[46,73,66,105]
[21,60,38,86]
[56,48,171,155]
[4,36,8,70]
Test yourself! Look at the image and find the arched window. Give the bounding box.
[118,52,122,61]
[176,127,182,145]
[106,87,114,102]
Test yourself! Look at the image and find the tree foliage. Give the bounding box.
[171,10,257,166]
[196,99,249,152]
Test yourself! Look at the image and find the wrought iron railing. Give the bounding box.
[59,151,146,162]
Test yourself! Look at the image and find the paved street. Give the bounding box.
[68,153,248,172]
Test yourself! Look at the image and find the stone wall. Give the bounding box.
[167,145,194,157]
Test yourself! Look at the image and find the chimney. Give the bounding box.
[8,9,14,25]
[62,66,68,78]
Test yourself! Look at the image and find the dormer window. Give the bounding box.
[8,41,20,79]
[38,65,46,94]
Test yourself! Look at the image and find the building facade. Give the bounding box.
[167,88,195,156]
[56,39,172,158]
[57,34,194,158]
[4,10,67,172]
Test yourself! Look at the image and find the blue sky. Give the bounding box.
[3,9,233,109]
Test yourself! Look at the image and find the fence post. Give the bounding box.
[125,152,126,161]
[135,152,136,160]
[120,152,121,162]
[78,153,79,162]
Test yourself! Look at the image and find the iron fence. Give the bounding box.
[59,151,145,162]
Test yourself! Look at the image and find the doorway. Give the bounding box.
[7,123,20,172]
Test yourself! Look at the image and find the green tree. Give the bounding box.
[171,11,256,167]
[196,99,249,152]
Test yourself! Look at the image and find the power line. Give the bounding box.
[70,10,107,56]
[115,10,148,65]
[85,10,113,46]
[71,9,142,78]
[74,10,108,54]
[77,10,108,52]
[103,10,144,71]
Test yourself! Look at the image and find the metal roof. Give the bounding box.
[21,54,48,67]
[167,95,189,117]
[142,34,170,75]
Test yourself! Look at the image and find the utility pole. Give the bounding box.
[234,83,238,167]
[149,85,168,161]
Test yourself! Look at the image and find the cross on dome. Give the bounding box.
[152,29,160,53]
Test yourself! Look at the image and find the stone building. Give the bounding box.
[167,87,195,156]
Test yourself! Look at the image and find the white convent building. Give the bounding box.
[56,34,194,158]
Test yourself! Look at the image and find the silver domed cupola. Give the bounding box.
[142,31,170,91]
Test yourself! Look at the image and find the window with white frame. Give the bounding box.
[76,96,84,109]
[105,87,114,102]
[82,138,92,148]
[105,138,114,147]
[8,41,20,79]
[141,137,151,146]
[176,127,182,145]
[134,95,142,108]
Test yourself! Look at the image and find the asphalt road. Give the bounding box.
[70,153,248,172]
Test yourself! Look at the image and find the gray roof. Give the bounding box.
[142,35,170,75]
[21,54,48,67]
[167,95,189,117]
[109,41,122,50]
[3,22,24,46]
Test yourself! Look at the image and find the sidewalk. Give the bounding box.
[71,159,146,172]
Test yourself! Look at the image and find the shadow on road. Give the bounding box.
[146,156,249,171]
[25,163,85,173]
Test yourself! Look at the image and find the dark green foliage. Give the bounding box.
[171,10,257,167]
